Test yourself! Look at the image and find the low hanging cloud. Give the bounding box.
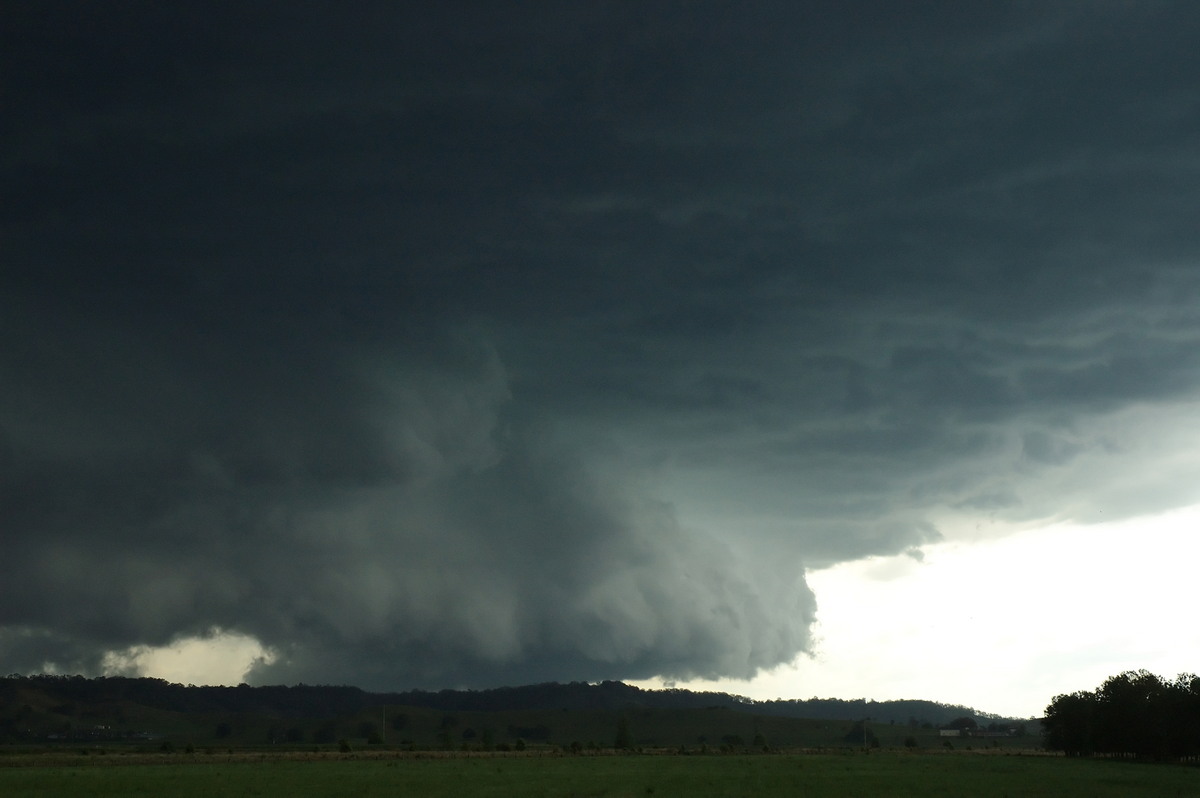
[0,303,813,688]
[5,3,1200,688]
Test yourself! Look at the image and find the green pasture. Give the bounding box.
[1,751,1196,797]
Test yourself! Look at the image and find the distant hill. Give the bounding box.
[0,672,1041,753]
[379,680,1019,726]
[2,672,1022,734]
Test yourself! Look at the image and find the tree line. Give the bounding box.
[1043,670,1200,760]
[2,675,1009,728]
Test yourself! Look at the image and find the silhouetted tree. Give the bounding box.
[1044,670,1200,761]
[1044,690,1098,757]
[1095,670,1165,758]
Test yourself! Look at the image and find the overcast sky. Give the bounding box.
[5,2,1200,717]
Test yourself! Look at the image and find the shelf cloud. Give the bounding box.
[4,3,1200,689]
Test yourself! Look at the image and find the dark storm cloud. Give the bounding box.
[4,2,1200,685]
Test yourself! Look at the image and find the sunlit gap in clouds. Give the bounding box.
[632,503,1200,719]
[100,628,276,686]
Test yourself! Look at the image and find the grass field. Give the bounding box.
[1,750,1197,797]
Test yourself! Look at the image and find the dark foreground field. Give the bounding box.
[1,751,1197,797]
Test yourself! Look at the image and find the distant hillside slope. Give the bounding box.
[381,680,1019,726]
[0,674,1023,739]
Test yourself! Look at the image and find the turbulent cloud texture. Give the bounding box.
[2,310,811,686]
[4,2,1200,687]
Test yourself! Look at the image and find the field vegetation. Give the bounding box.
[1,749,1197,797]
